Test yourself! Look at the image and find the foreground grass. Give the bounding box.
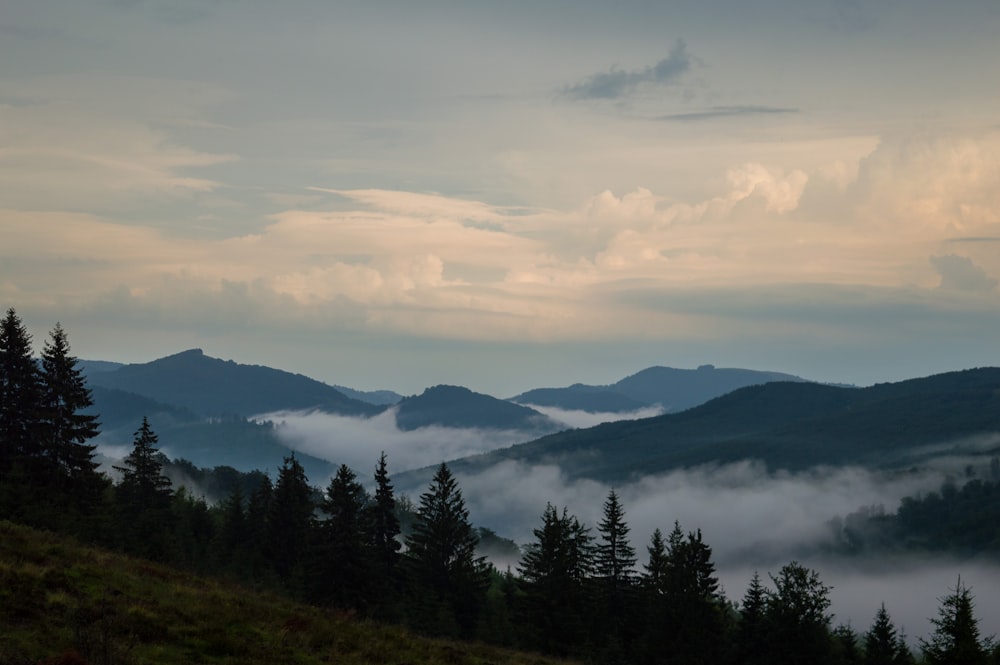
[0,521,571,665]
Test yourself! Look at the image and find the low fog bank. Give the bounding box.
[258,408,545,479]
[719,558,1000,644]
[521,403,666,429]
[454,459,949,564]
[453,458,1000,642]
[261,405,671,481]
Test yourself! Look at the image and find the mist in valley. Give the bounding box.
[241,409,1000,641]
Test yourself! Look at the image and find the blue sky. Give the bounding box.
[2,0,999,395]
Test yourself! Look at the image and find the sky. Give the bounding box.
[2,0,999,396]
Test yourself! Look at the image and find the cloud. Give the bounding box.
[930,254,998,292]
[259,408,545,481]
[562,41,693,100]
[521,404,666,429]
[657,105,798,122]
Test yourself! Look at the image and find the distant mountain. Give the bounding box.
[86,385,333,480]
[435,368,1000,484]
[510,364,808,413]
[85,349,381,418]
[78,359,126,374]
[394,385,563,434]
[333,385,403,406]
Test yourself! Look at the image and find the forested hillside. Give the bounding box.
[3,309,1000,664]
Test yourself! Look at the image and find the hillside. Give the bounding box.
[86,349,381,418]
[395,385,563,433]
[0,520,572,665]
[510,364,808,413]
[438,368,1000,483]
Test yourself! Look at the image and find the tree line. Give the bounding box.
[2,307,998,664]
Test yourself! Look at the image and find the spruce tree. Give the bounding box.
[593,489,638,663]
[367,451,402,616]
[310,463,370,610]
[518,504,593,656]
[865,604,914,665]
[921,578,993,665]
[405,462,489,638]
[595,489,636,592]
[0,307,42,477]
[113,417,174,559]
[369,451,401,569]
[650,522,727,665]
[266,455,314,588]
[642,527,669,593]
[736,571,771,665]
[39,323,102,506]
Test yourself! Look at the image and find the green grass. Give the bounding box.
[0,521,573,665]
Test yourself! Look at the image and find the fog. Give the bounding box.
[447,458,1000,642]
[224,409,1000,640]
[719,559,1000,645]
[260,405,664,479]
[520,403,666,429]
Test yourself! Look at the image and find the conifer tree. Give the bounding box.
[113,417,174,559]
[369,451,401,570]
[921,579,993,665]
[648,522,727,665]
[518,503,593,656]
[39,323,102,505]
[865,604,914,665]
[642,527,669,593]
[310,463,370,610]
[0,308,42,477]
[405,462,489,638]
[735,571,771,665]
[266,455,314,587]
[595,489,636,593]
[367,451,402,615]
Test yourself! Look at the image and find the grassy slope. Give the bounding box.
[0,521,570,665]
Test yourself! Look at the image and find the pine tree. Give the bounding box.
[367,451,402,616]
[865,604,914,665]
[648,522,727,665]
[310,463,370,610]
[369,451,401,570]
[113,417,174,559]
[266,455,314,588]
[921,578,993,665]
[39,323,102,508]
[0,307,43,476]
[405,462,490,638]
[735,571,771,665]
[595,489,636,593]
[642,527,669,593]
[834,624,862,665]
[518,504,594,656]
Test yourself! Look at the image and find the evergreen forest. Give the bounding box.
[2,308,999,664]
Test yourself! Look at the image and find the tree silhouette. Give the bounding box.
[921,578,993,665]
[113,417,174,558]
[405,462,489,638]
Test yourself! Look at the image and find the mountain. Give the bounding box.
[394,385,563,433]
[86,385,333,480]
[510,364,808,413]
[85,349,381,418]
[333,384,403,406]
[437,368,1000,484]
